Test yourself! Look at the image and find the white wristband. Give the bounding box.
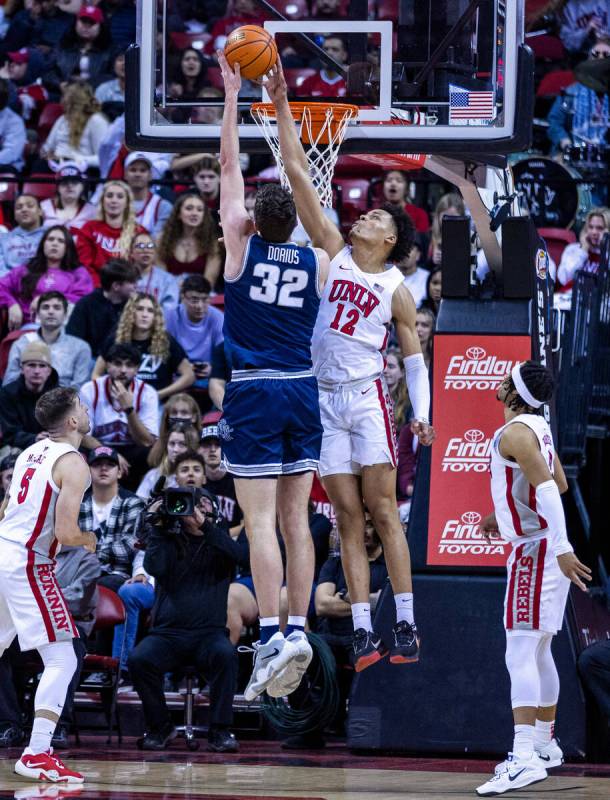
[535,479,573,556]
[403,353,430,423]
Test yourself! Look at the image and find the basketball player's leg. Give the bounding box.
[277,471,315,625]
[233,478,282,623]
[361,462,420,664]
[534,633,563,767]
[14,640,84,783]
[234,477,298,701]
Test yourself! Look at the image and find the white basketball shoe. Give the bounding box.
[266,632,313,698]
[536,737,564,769]
[476,753,547,796]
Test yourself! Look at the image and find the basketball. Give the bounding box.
[224,25,278,81]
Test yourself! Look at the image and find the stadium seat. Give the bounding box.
[205,67,223,91]
[0,329,28,378]
[335,156,384,179]
[22,174,57,200]
[37,103,63,141]
[537,227,577,267]
[271,0,309,19]
[376,0,398,20]
[334,177,370,235]
[0,173,18,204]
[169,31,212,52]
[525,33,565,62]
[74,586,126,744]
[536,70,575,97]
[284,68,316,93]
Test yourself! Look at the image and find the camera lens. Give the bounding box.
[168,496,189,514]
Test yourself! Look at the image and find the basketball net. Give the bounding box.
[251,101,359,208]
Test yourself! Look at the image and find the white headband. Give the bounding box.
[511,363,544,409]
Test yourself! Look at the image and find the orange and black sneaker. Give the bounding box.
[351,628,388,672]
[389,621,420,664]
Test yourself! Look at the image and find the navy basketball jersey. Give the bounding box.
[224,234,321,373]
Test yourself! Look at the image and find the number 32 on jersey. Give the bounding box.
[249,263,308,308]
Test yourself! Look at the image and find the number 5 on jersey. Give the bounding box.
[249,263,309,308]
[18,468,36,504]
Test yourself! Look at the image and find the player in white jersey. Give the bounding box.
[265,63,435,678]
[0,387,96,785]
[476,362,591,797]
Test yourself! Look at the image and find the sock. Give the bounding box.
[285,615,306,637]
[512,724,535,759]
[534,719,554,747]
[394,592,415,625]
[351,603,372,633]
[28,716,56,754]
[259,617,280,644]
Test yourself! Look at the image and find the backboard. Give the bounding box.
[126,0,534,157]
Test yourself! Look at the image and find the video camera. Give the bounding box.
[140,477,223,535]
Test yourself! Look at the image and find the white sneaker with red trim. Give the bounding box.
[14,749,84,783]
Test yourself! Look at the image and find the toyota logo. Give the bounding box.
[466,346,486,360]
[461,511,482,525]
[465,429,485,443]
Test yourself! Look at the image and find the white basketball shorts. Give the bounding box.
[0,542,78,654]
[318,374,397,477]
[504,536,570,635]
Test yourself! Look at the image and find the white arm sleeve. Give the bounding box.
[403,353,430,422]
[535,479,573,556]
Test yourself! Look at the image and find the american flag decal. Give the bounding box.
[449,84,495,124]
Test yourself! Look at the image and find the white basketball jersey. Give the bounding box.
[0,439,89,559]
[311,245,404,385]
[490,414,555,544]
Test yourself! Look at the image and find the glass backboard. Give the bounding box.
[126,0,533,157]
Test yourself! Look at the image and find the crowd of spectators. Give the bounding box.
[0,0,608,754]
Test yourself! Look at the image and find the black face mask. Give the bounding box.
[167,416,192,428]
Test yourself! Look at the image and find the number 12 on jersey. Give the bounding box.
[329,303,360,336]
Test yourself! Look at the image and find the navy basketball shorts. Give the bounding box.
[220,374,323,478]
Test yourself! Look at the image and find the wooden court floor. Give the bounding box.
[1,739,610,799]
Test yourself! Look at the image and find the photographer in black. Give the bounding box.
[128,451,249,752]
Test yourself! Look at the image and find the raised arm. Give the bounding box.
[500,423,591,590]
[264,61,344,259]
[218,51,256,279]
[52,452,97,552]
[392,284,435,446]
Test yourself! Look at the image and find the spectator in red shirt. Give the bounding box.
[75,180,145,286]
[300,35,348,99]
[204,0,268,56]
[382,170,430,235]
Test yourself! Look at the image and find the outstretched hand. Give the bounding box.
[217,50,241,95]
[557,552,592,592]
[261,61,288,105]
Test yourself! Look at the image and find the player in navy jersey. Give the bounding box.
[218,52,331,701]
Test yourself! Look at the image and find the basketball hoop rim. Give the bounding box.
[251,101,359,146]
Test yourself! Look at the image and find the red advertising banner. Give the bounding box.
[427,334,532,567]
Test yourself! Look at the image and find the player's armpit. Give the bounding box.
[499,423,553,487]
[219,207,254,280]
[314,247,331,293]
[53,453,93,546]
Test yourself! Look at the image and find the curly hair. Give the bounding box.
[381,203,416,263]
[97,180,137,259]
[386,347,410,430]
[505,361,555,414]
[22,225,80,301]
[153,422,200,474]
[254,184,297,243]
[157,192,219,266]
[61,82,101,148]
[115,292,170,361]
[148,393,202,466]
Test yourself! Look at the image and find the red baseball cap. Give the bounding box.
[78,5,104,23]
[7,48,30,65]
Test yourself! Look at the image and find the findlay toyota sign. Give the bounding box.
[443,347,519,391]
[427,334,531,567]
